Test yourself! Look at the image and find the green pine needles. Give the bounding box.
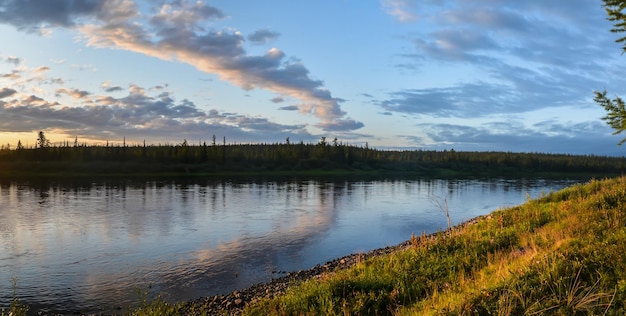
[596,1,626,146]
[594,90,626,145]
[604,0,626,52]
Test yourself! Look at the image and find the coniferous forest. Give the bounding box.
[0,135,624,178]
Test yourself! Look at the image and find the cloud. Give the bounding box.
[105,86,124,93]
[417,28,499,59]
[379,82,520,118]
[71,64,97,72]
[85,7,361,130]
[278,105,298,111]
[49,77,65,85]
[413,2,611,66]
[1,70,22,80]
[34,66,50,72]
[409,120,618,155]
[0,0,106,33]
[56,88,91,99]
[34,68,361,140]
[270,97,284,103]
[6,56,21,65]
[0,83,314,143]
[0,0,363,132]
[378,0,620,122]
[317,119,364,132]
[0,88,17,99]
[101,80,123,93]
[247,29,280,45]
[441,7,531,32]
[381,0,418,22]
[150,0,224,28]
[0,63,68,91]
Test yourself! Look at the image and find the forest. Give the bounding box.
[0,135,624,178]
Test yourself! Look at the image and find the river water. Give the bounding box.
[0,177,580,314]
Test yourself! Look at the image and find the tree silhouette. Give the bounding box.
[37,131,50,148]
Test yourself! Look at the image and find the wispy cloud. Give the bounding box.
[381,0,418,22]
[56,88,91,100]
[378,0,618,119]
[247,29,280,45]
[1,62,66,91]
[408,120,616,154]
[101,81,123,93]
[379,82,517,118]
[1,70,21,80]
[278,105,298,111]
[6,56,21,65]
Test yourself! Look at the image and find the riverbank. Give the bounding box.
[133,223,480,316]
[4,176,626,315]
[0,165,614,182]
[184,217,493,315]
[178,236,424,315]
[129,176,626,315]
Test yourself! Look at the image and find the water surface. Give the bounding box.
[0,177,579,314]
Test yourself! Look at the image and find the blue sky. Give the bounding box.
[0,0,625,155]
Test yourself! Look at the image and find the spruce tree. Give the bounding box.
[595,0,626,145]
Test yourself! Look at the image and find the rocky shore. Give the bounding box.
[179,239,416,315]
[174,215,484,315]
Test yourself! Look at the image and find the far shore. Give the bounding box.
[0,166,612,181]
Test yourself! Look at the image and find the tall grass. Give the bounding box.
[242,176,626,315]
[0,278,28,316]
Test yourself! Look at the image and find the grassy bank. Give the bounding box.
[238,176,626,315]
[4,176,626,315]
[176,177,626,314]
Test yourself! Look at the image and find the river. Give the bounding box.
[0,176,580,314]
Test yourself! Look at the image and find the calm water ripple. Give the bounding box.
[0,177,579,314]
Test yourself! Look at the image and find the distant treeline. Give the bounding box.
[0,140,624,177]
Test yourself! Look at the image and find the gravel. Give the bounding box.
[179,239,415,315]
[178,217,483,315]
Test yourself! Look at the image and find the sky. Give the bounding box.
[0,0,625,155]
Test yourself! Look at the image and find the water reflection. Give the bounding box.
[0,177,578,314]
